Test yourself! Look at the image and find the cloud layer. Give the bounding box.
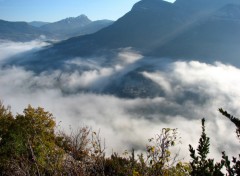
[0,40,49,62]
[0,41,239,161]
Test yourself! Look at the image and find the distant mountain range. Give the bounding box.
[39,15,113,39]
[40,15,91,33]
[28,21,50,27]
[4,0,240,98]
[0,20,52,41]
[0,15,113,41]
[16,0,239,67]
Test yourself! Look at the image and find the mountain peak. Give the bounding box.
[39,14,92,37]
[76,14,89,19]
[62,14,91,23]
[132,0,172,11]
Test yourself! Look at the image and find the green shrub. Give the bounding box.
[0,103,64,175]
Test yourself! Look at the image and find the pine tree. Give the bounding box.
[189,119,224,176]
[219,108,240,175]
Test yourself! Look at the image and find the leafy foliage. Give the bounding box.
[146,128,190,175]
[1,101,240,175]
[0,104,64,175]
[0,101,14,143]
[104,128,190,176]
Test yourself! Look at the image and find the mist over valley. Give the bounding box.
[1,0,240,164]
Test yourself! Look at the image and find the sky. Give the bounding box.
[0,0,175,22]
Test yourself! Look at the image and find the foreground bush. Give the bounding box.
[0,104,64,175]
[0,101,239,175]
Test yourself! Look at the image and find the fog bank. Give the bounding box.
[0,40,239,161]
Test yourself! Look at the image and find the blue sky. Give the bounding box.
[0,0,175,22]
[0,0,141,22]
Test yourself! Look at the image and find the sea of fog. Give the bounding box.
[0,40,239,161]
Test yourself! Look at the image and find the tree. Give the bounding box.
[147,128,175,174]
[219,108,240,175]
[0,105,64,175]
[0,101,14,142]
[219,108,240,140]
[189,119,224,176]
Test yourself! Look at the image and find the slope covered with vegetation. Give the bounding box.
[0,101,239,175]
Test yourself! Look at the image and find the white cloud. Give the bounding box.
[0,41,239,162]
[117,48,143,64]
[142,71,172,94]
[0,40,49,62]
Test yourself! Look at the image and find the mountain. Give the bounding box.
[5,0,240,98]
[0,16,113,42]
[150,3,240,64]
[68,20,114,38]
[0,20,53,42]
[39,15,113,39]
[39,15,92,39]
[18,0,240,67]
[28,21,50,27]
